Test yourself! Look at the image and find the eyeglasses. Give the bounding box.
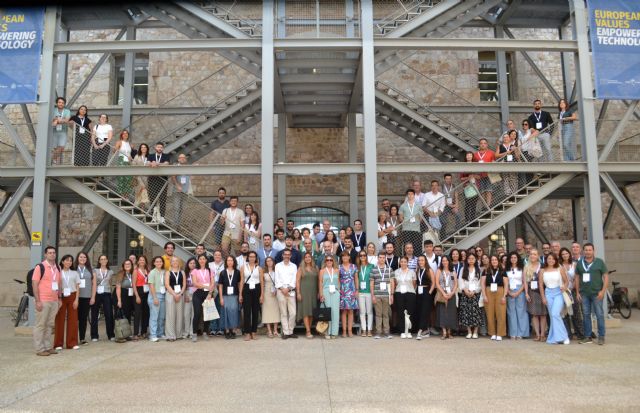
[359,254,367,257]
[326,258,334,262]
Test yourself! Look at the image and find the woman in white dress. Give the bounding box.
[131,143,150,209]
[113,130,133,196]
[91,114,113,166]
[261,257,280,338]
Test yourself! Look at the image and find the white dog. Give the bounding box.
[401,310,412,339]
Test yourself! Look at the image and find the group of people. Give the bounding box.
[31,220,609,356]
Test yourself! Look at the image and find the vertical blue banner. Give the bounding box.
[0,7,45,104]
[588,0,640,99]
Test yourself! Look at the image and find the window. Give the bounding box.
[112,53,149,105]
[288,206,350,232]
[478,51,515,102]
[106,221,144,266]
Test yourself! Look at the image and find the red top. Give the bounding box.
[135,268,148,287]
[473,150,496,178]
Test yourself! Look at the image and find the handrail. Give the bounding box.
[205,1,262,35]
[375,0,433,34]
[377,80,482,146]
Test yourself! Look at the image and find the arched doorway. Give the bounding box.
[288,206,350,231]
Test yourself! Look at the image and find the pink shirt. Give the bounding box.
[32,260,60,302]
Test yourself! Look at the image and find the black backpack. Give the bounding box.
[27,263,59,297]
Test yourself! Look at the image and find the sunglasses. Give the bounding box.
[326,258,334,261]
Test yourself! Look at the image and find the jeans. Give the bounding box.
[538,132,552,161]
[209,293,225,333]
[545,287,568,344]
[582,294,605,338]
[560,122,575,161]
[507,290,529,338]
[148,293,166,339]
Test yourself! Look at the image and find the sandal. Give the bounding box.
[367,332,373,337]
[268,332,274,338]
[361,332,366,337]
[306,333,313,339]
[440,335,447,340]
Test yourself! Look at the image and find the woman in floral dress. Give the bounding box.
[339,251,358,338]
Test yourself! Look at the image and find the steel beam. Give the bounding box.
[385,0,463,38]
[572,197,584,242]
[47,202,59,247]
[176,2,251,39]
[277,114,287,221]
[599,101,638,162]
[595,100,609,137]
[0,178,33,232]
[374,38,577,52]
[602,199,615,234]
[0,108,34,167]
[82,213,112,252]
[558,23,573,100]
[16,206,31,245]
[261,1,275,234]
[348,113,358,222]
[495,26,510,128]
[600,173,640,235]
[20,104,37,145]
[121,26,136,132]
[522,211,550,245]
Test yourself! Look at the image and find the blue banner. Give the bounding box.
[0,7,44,104]
[588,0,640,99]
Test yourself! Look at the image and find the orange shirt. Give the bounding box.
[32,260,61,302]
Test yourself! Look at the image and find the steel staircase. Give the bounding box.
[375,81,477,161]
[376,0,445,36]
[376,0,505,74]
[199,2,262,37]
[429,173,577,252]
[163,81,262,162]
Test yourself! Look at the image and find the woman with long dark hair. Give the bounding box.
[458,253,484,339]
[414,255,435,340]
[540,253,570,345]
[131,143,150,209]
[240,251,264,341]
[54,254,80,350]
[190,255,212,343]
[219,255,240,339]
[481,255,508,341]
[115,259,136,341]
[91,254,115,341]
[74,251,93,345]
[506,252,529,339]
[70,105,93,166]
[91,114,113,166]
[435,255,458,340]
[133,255,150,340]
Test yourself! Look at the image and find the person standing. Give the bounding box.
[441,173,461,239]
[161,242,183,271]
[208,250,225,336]
[481,255,508,341]
[392,256,417,339]
[258,234,275,267]
[338,252,358,338]
[131,143,150,210]
[209,187,230,249]
[527,99,554,160]
[115,259,135,341]
[458,253,484,339]
[422,180,446,239]
[219,256,241,339]
[525,249,547,342]
[148,256,167,342]
[296,252,318,339]
[74,252,93,345]
[262,257,281,338]
[245,212,263,252]
[32,247,62,356]
[435,255,458,340]
[275,250,298,339]
[147,142,171,223]
[414,255,435,340]
[560,247,584,340]
[113,130,133,196]
[240,251,264,341]
[51,97,71,164]
[398,189,421,255]
[133,255,150,340]
[319,255,340,339]
[351,219,367,253]
[370,253,393,339]
[170,153,191,226]
[190,255,212,342]
[91,255,115,342]
[183,258,196,340]
[91,114,113,166]
[356,251,374,337]
[164,257,185,342]
[220,196,245,256]
[575,243,609,345]
[540,253,570,345]
[54,254,80,351]
[69,105,92,166]
[505,252,529,339]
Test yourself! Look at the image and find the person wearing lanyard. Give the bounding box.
[377,212,392,252]
[527,99,554,160]
[91,255,115,342]
[524,249,547,342]
[74,252,94,346]
[386,204,401,248]
[51,97,71,165]
[258,234,274,267]
[505,252,529,340]
[191,255,213,343]
[146,142,171,223]
[220,196,245,257]
[398,189,422,255]
[414,255,435,340]
[32,246,63,356]
[183,258,196,340]
[54,254,80,351]
[164,257,186,342]
[539,253,570,345]
[208,251,226,336]
[69,105,92,166]
[170,153,191,226]
[351,219,367,253]
[356,252,374,337]
[262,257,281,338]
[338,251,359,338]
[240,251,264,341]
[131,143,150,209]
[370,253,393,339]
[560,248,584,340]
[219,256,241,339]
[133,255,150,340]
[575,243,609,345]
[245,212,263,252]
[441,174,461,239]
[115,259,136,342]
[392,256,417,339]
[435,255,458,340]
[481,255,508,341]
[296,252,318,339]
[91,113,113,166]
[148,256,167,342]
[319,255,341,339]
[458,253,484,340]
[365,242,377,265]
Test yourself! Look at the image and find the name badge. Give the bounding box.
[507,154,514,162]
[227,286,234,295]
[51,281,59,291]
[391,230,398,236]
[360,282,367,290]
[530,280,538,290]
[79,126,86,134]
[490,283,498,292]
[355,246,361,252]
[329,284,336,294]
[79,279,86,289]
[409,217,416,223]
[400,285,408,294]
[159,286,166,294]
[63,288,71,297]
[446,197,453,205]
[582,273,590,282]
[380,282,387,291]
[249,282,256,290]
[174,285,181,293]
[289,290,295,297]
[56,124,62,131]
[536,122,543,129]
[478,160,484,163]
[97,285,104,294]
[128,288,134,297]
[180,177,187,184]
[509,279,518,290]
[143,285,149,293]
[418,286,424,295]
[229,222,236,229]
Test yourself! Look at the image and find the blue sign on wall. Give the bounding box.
[588,0,640,99]
[0,7,45,104]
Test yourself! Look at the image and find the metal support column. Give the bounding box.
[83,213,112,252]
[55,20,68,98]
[559,25,573,100]
[117,221,128,264]
[48,202,60,247]
[122,26,136,132]
[495,26,510,127]
[361,0,378,240]
[261,1,275,234]
[277,114,287,221]
[602,200,615,234]
[348,113,358,222]
[30,7,58,269]
[572,198,584,242]
[573,0,605,256]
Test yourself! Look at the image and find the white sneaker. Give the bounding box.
[406,333,412,339]
[72,345,79,350]
[91,338,98,342]
[417,330,422,337]
[472,333,479,339]
[466,333,472,339]
[150,337,159,342]
[496,336,503,341]
[416,335,422,340]
[422,332,430,338]
[386,334,393,339]
[158,216,165,224]
[55,346,62,351]
[400,333,406,339]
[374,335,381,340]
[159,335,167,340]
[490,335,497,340]
[563,339,570,345]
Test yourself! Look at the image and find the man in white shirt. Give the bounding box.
[235,242,250,269]
[422,180,445,235]
[220,196,245,256]
[272,229,286,252]
[412,179,426,206]
[274,250,298,339]
[441,174,461,239]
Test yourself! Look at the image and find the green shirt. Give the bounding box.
[357,264,373,293]
[576,257,608,296]
[148,268,166,295]
[399,201,421,232]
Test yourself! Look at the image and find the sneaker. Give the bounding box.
[597,337,605,346]
[466,333,472,339]
[417,330,422,337]
[72,345,80,350]
[80,340,88,345]
[400,333,406,339]
[496,336,503,341]
[109,338,115,342]
[422,332,430,338]
[416,335,422,340]
[55,346,62,351]
[406,333,412,339]
[563,339,570,345]
[490,335,497,340]
[192,336,197,343]
[281,334,288,340]
[325,335,331,340]
[91,338,98,342]
[36,351,50,356]
[46,349,58,355]
[150,337,159,342]
[386,334,393,339]
[374,335,381,340]
[579,337,593,344]
[472,333,478,339]
[216,331,223,336]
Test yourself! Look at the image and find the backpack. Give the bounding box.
[26,263,45,297]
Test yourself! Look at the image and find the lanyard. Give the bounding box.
[454,263,462,276]
[407,201,415,217]
[390,216,397,226]
[263,248,272,258]
[377,266,387,281]
[62,270,70,286]
[534,112,542,122]
[155,153,161,163]
[78,267,86,279]
[560,111,565,119]
[56,109,64,119]
[360,266,367,282]
[399,269,409,283]
[227,270,234,287]
[478,151,488,161]
[581,258,594,272]
[199,269,208,284]
[491,270,499,283]
[126,273,132,285]
[138,268,148,282]
[171,271,180,285]
[418,268,426,285]
[99,269,108,285]
[354,232,363,246]
[47,263,58,281]
[385,256,394,268]
[443,184,453,196]
[326,268,335,284]
[245,264,257,283]
[227,208,237,221]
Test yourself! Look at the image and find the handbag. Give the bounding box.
[562,290,573,316]
[423,228,440,245]
[314,302,331,334]
[464,184,478,199]
[114,309,132,342]
[488,173,502,184]
[478,290,485,308]
[202,298,220,321]
[435,290,446,304]
[523,136,543,158]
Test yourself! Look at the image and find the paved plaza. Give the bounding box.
[1,313,639,412]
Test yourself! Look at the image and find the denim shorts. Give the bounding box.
[479,177,493,193]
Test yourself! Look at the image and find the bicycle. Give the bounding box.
[11,279,30,327]
[606,270,632,319]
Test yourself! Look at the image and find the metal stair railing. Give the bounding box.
[375,0,437,36]
[201,1,262,37]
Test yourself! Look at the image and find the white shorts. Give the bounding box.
[53,131,67,148]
